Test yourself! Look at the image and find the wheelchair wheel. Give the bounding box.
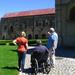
[45,57,51,74]
[34,59,38,75]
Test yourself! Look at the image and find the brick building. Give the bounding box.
[0,8,55,40]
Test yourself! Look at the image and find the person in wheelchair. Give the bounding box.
[31,40,49,69]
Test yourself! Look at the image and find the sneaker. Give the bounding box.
[18,68,21,72]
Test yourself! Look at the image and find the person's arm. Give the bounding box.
[26,43,28,49]
[52,40,55,50]
[13,40,17,45]
[48,40,54,50]
[51,34,57,50]
[48,31,51,35]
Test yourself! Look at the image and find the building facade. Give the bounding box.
[56,0,75,46]
[0,8,55,40]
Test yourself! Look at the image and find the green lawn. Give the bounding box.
[0,45,18,75]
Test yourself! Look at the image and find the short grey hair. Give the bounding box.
[50,28,55,32]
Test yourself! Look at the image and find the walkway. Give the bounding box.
[18,46,75,75]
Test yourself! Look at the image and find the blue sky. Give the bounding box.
[0,0,55,17]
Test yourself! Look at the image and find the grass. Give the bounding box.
[0,45,18,75]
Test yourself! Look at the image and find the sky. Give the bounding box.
[0,0,55,18]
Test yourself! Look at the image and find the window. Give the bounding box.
[42,34,46,39]
[10,26,13,32]
[4,26,7,31]
[19,24,22,30]
[28,34,32,39]
[35,34,38,39]
[43,20,45,26]
[36,21,38,27]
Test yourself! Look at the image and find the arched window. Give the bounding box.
[69,7,75,21]
[10,26,13,32]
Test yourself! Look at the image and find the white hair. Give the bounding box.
[50,28,55,32]
[21,31,26,37]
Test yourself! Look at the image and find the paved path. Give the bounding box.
[18,46,75,75]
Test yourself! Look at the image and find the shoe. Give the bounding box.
[18,68,21,72]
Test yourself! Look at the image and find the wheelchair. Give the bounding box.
[31,50,51,75]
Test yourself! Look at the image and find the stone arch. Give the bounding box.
[69,6,75,20]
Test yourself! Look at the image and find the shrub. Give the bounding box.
[0,39,48,46]
[0,40,12,45]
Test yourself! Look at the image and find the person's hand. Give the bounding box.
[13,40,17,45]
[48,32,51,35]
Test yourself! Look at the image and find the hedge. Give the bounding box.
[0,39,48,46]
[0,40,12,45]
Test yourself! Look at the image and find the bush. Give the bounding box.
[0,39,48,46]
[0,40,12,45]
[28,39,36,46]
[29,39,47,46]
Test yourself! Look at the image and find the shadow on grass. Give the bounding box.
[2,66,35,74]
[2,66,18,71]
[10,49,17,52]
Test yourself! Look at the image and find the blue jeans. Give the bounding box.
[18,51,26,69]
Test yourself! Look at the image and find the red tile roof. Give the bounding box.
[3,8,55,18]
